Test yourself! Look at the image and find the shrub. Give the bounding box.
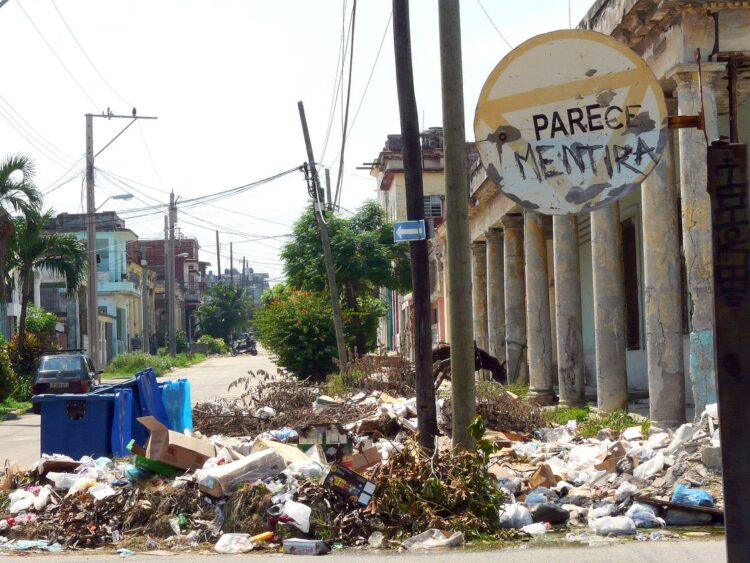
[0,347,15,402]
[8,333,43,378]
[176,330,189,354]
[105,352,172,377]
[10,377,32,402]
[25,305,57,340]
[197,335,229,355]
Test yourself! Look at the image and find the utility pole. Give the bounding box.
[215,230,221,281]
[167,193,177,357]
[230,242,234,284]
[85,110,157,369]
[325,168,333,211]
[298,101,348,372]
[140,245,150,353]
[438,0,475,448]
[392,0,438,450]
[242,257,246,289]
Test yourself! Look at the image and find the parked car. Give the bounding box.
[32,351,102,408]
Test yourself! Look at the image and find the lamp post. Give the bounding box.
[96,193,133,211]
[167,251,189,356]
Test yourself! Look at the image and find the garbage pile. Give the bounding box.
[1,367,725,555]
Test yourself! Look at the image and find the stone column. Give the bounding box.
[501,215,527,383]
[553,215,585,406]
[641,133,685,427]
[591,203,628,412]
[524,211,554,404]
[442,248,451,342]
[668,64,723,417]
[470,241,488,359]
[485,229,506,367]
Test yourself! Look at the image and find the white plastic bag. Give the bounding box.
[287,461,326,480]
[214,533,254,554]
[626,502,665,528]
[614,481,639,502]
[8,490,35,514]
[33,486,52,511]
[282,499,311,534]
[633,452,664,480]
[402,529,464,550]
[588,503,615,519]
[89,484,117,501]
[589,516,637,536]
[498,503,532,529]
[521,522,548,536]
[666,424,696,455]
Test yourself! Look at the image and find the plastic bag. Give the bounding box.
[498,503,533,529]
[626,502,665,528]
[214,534,253,554]
[588,516,637,536]
[46,472,81,490]
[8,490,35,514]
[282,500,311,534]
[588,503,615,519]
[633,452,664,480]
[521,522,548,536]
[33,486,52,511]
[614,481,639,502]
[402,529,464,550]
[671,484,714,507]
[287,461,326,480]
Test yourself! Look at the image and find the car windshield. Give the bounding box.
[40,356,83,373]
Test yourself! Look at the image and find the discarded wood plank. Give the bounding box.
[634,494,724,516]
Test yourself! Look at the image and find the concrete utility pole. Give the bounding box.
[438,0,475,448]
[230,242,234,284]
[85,111,156,369]
[325,168,333,211]
[140,248,150,352]
[167,193,177,357]
[215,230,221,281]
[298,101,348,372]
[392,0,438,450]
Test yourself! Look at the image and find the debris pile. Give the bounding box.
[1,366,725,556]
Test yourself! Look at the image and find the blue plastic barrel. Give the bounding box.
[161,379,193,433]
[34,393,115,459]
[111,389,133,457]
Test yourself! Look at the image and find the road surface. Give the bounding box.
[0,540,726,561]
[0,350,278,467]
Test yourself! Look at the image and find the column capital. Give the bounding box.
[485,228,503,242]
[500,214,524,230]
[470,240,487,255]
[666,62,725,95]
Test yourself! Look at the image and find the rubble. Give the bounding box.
[2,364,727,556]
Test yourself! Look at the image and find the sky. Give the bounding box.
[0,0,593,283]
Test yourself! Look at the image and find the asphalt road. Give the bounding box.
[0,350,278,467]
[0,540,726,562]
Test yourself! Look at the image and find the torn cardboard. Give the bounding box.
[251,438,314,464]
[198,449,287,497]
[137,416,216,470]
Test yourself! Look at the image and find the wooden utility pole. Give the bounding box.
[215,230,221,281]
[438,0,475,448]
[298,101,348,372]
[392,0,438,450]
[167,193,177,357]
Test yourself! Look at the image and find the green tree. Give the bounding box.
[0,155,42,312]
[281,201,410,356]
[8,209,87,357]
[195,282,253,342]
[24,304,57,341]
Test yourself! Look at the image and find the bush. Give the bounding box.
[176,330,189,354]
[197,335,229,355]
[105,352,172,377]
[25,305,57,340]
[10,377,32,402]
[8,333,43,378]
[0,347,16,402]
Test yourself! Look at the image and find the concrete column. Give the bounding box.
[668,64,723,417]
[442,248,451,342]
[470,241,488,357]
[524,211,554,404]
[33,272,42,307]
[553,215,585,406]
[485,229,506,366]
[501,215,527,383]
[591,203,628,412]
[641,133,685,427]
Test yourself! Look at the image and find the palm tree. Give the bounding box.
[9,209,87,356]
[0,155,42,311]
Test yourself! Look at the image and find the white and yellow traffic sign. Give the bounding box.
[474,29,668,215]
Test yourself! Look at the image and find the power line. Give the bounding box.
[333,0,357,210]
[16,0,100,108]
[50,0,131,107]
[137,121,169,190]
[475,0,513,49]
[0,105,73,170]
[42,165,84,196]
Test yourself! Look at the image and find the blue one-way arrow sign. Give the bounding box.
[394,219,426,242]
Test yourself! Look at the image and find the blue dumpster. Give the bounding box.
[111,389,133,457]
[162,379,193,433]
[34,393,115,459]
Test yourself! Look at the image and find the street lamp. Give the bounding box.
[96,192,133,211]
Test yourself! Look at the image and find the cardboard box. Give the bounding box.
[251,438,314,464]
[137,416,216,470]
[198,449,287,497]
[350,447,381,471]
[282,539,330,555]
[298,424,353,465]
[323,462,376,506]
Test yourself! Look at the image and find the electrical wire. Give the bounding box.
[320,0,351,162]
[137,121,169,190]
[333,0,357,210]
[0,105,73,170]
[42,165,84,196]
[50,0,131,107]
[16,0,100,108]
[475,0,513,49]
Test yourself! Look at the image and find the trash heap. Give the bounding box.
[0,367,725,555]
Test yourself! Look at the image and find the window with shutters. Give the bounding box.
[423,195,443,217]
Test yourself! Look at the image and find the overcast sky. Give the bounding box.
[0,0,593,283]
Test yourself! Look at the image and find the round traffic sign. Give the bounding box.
[474,29,668,215]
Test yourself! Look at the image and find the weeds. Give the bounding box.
[543,405,591,426]
[577,409,644,437]
[103,352,206,379]
[0,397,32,420]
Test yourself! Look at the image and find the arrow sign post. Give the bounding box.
[394,219,426,242]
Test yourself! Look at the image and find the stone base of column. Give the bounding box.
[527,388,555,406]
[558,396,586,408]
